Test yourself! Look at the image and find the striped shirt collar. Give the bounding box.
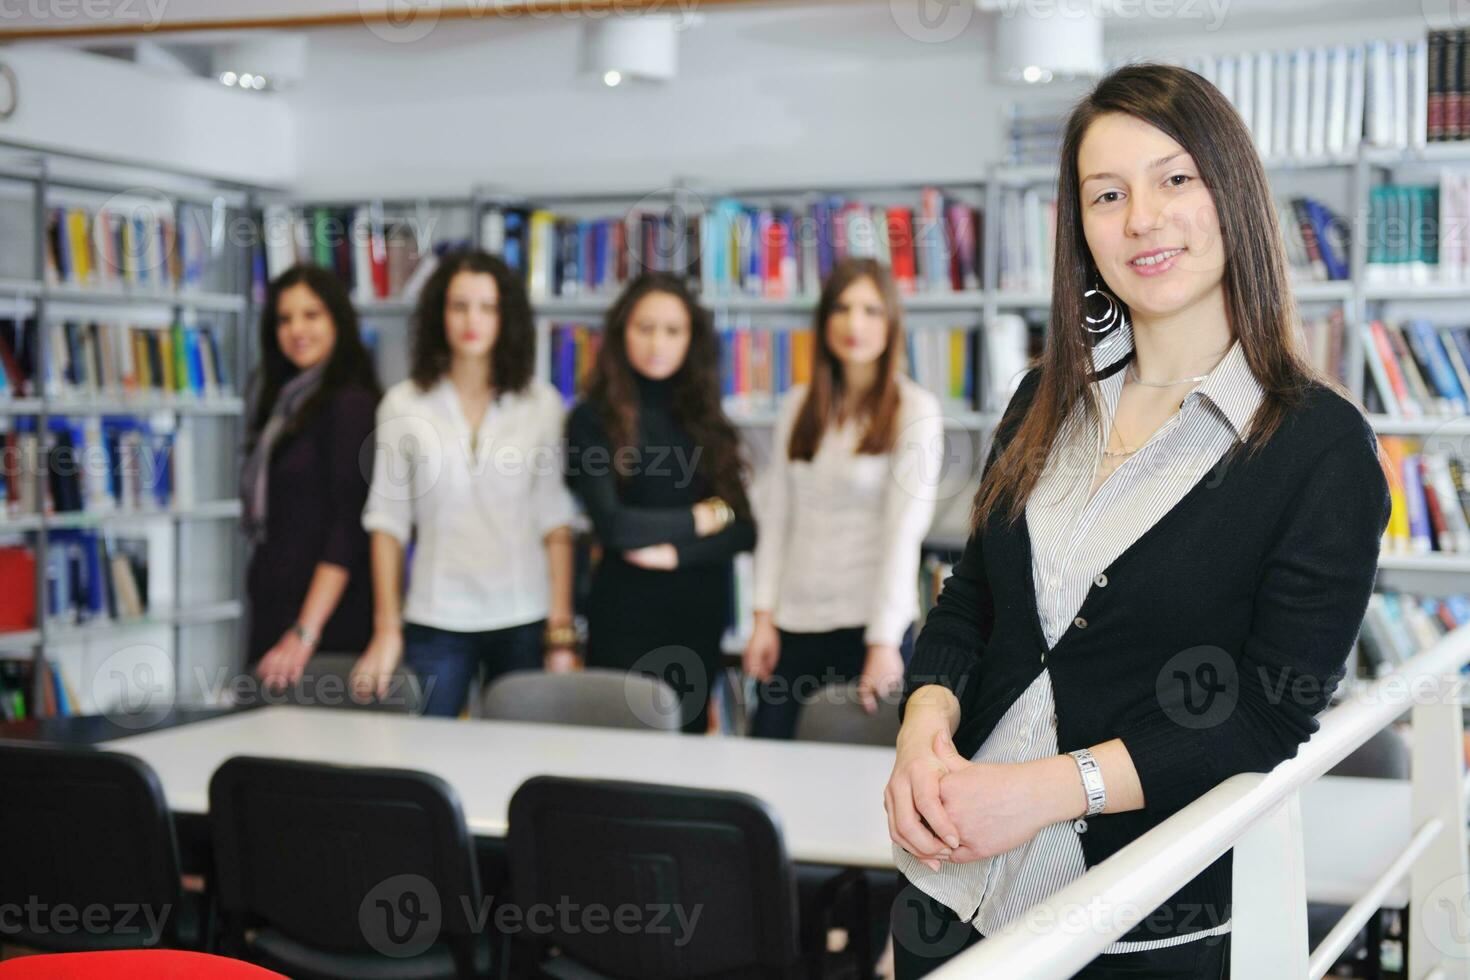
[1088,317,1264,439]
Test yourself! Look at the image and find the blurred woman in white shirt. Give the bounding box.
[352,249,579,716]
[744,257,944,738]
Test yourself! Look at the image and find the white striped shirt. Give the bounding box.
[893,318,1263,952]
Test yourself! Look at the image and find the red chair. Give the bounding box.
[0,950,288,978]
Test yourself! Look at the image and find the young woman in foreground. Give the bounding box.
[885,63,1390,978]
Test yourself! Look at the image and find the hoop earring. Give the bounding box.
[1083,279,1127,335]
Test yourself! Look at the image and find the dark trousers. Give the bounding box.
[890,886,1231,979]
[402,620,545,717]
[747,624,916,740]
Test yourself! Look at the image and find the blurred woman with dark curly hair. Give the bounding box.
[565,272,756,734]
[353,249,580,716]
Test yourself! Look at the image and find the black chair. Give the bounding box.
[506,775,812,979]
[791,681,905,976]
[208,756,492,979]
[0,744,203,953]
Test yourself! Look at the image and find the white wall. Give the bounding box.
[287,6,1013,198]
[0,42,294,187]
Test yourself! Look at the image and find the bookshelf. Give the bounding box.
[0,144,264,722]
[251,139,1470,704]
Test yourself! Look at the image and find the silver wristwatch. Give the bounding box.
[1069,748,1108,818]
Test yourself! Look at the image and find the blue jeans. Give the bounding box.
[402,620,545,718]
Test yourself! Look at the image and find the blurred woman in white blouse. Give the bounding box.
[352,250,579,716]
[744,257,945,738]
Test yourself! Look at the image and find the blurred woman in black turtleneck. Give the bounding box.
[564,272,755,734]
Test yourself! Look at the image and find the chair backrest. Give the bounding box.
[0,745,183,951]
[481,668,681,731]
[232,654,425,714]
[207,756,482,973]
[1326,726,1411,779]
[793,682,900,747]
[507,775,802,979]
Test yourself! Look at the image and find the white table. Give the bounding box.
[106,705,895,868]
[104,706,1421,904]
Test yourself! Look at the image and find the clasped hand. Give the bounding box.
[884,717,1078,872]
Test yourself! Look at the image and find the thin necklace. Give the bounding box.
[1103,352,1224,457]
[1125,360,1211,387]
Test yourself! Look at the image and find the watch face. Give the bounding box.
[0,64,14,120]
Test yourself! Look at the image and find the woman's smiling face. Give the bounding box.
[1077,112,1227,320]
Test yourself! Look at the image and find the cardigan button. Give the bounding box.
[1094,573,1108,588]
[1074,616,1088,629]
[1074,818,1088,834]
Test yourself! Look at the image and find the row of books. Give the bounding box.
[43,202,219,292]
[0,654,82,719]
[701,192,983,299]
[1298,310,1350,385]
[0,419,195,517]
[1175,40,1420,158]
[1281,196,1351,281]
[1428,31,1470,143]
[1379,436,1470,556]
[995,186,1055,294]
[1365,185,1440,284]
[511,207,699,300]
[0,318,233,402]
[550,321,997,415]
[548,323,604,406]
[262,205,460,303]
[44,529,152,627]
[1359,589,1470,677]
[0,657,35,721]
[1362,319,1470,418]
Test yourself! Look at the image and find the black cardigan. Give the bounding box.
[245,385,377,662]
[900,363,1392,943]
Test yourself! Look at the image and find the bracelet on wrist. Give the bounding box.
[542,624,580,651]
[1068,748,1108,831]
[291,623,319,649]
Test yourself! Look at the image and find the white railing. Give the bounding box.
[931,623,1470,980]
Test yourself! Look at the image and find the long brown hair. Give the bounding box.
[410,249,536,394]
[971,62,1350,532]
[247,263,381,452]
[584,272,752,519]
[788,257,906,460]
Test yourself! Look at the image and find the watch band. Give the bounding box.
[1068,748,1107,818]
[291,623,319,649]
